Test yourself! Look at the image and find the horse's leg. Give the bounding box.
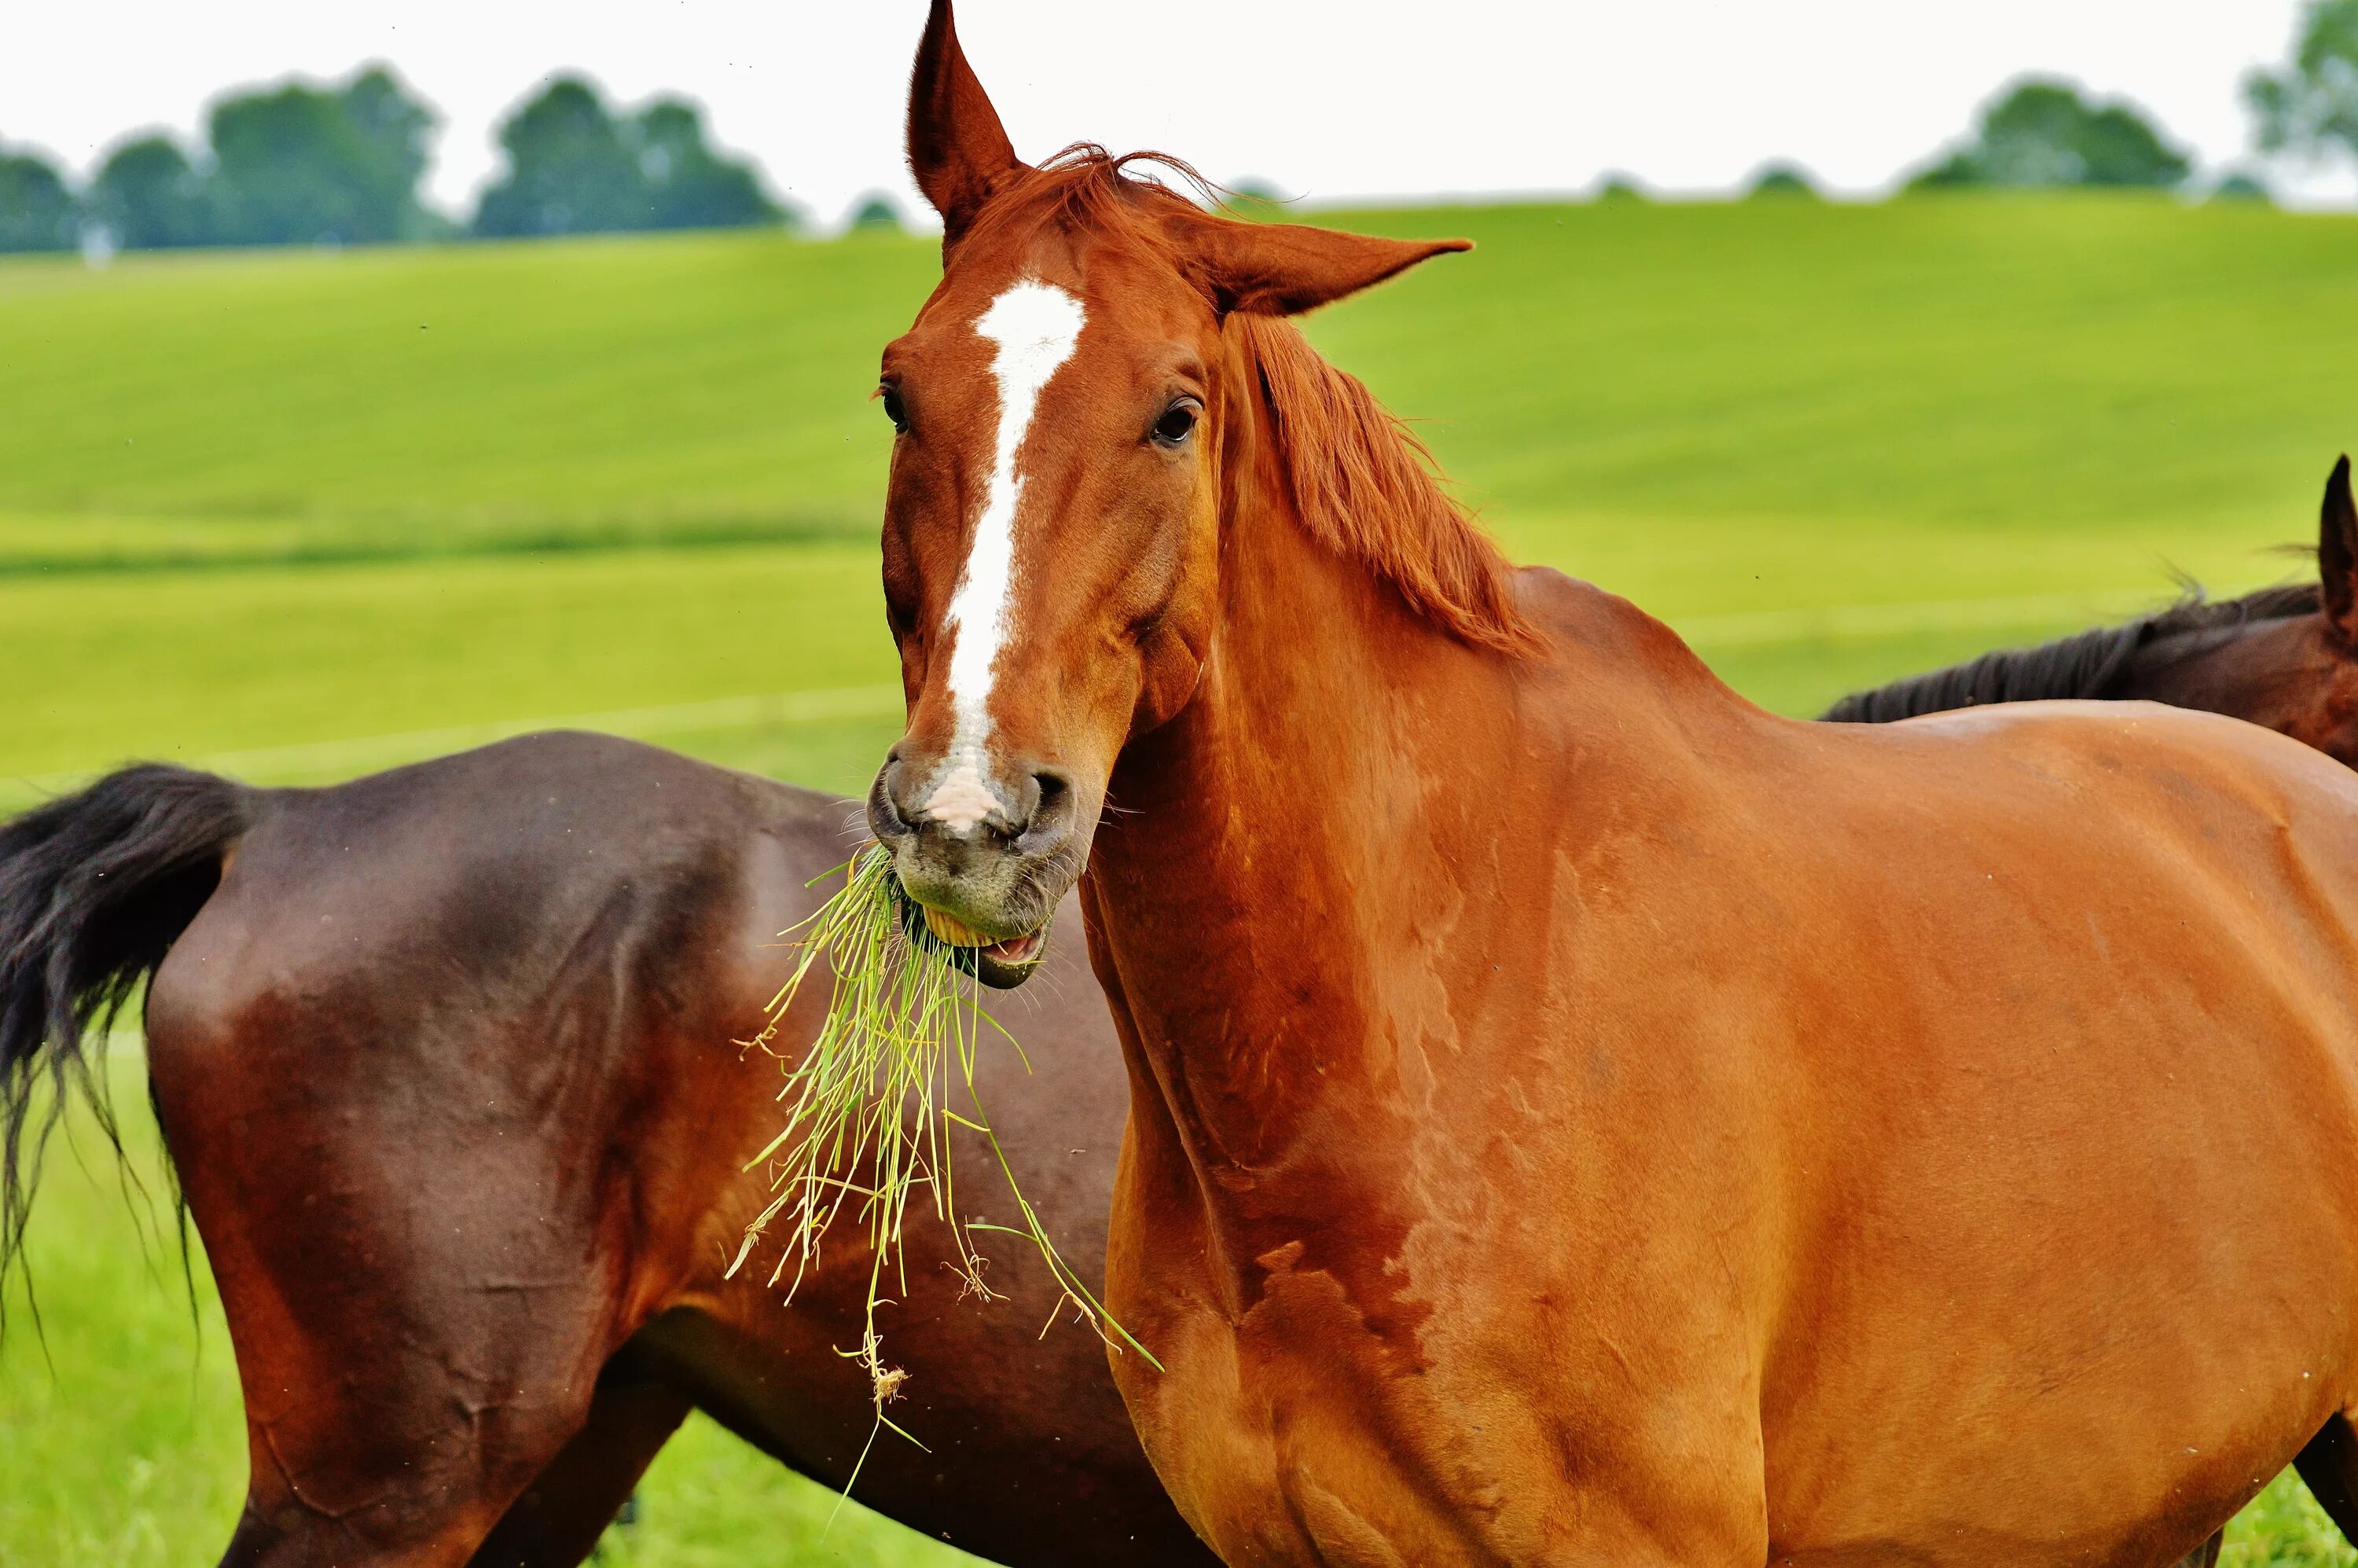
[207,1307,620,1568]
[2294,1413,2358,1544]
[156,993,656,1568]
[465,1346,692,1568]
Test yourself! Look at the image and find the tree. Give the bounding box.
[473,78,644,237]
[206,66,440,246]
[0,145,79,252]
[473,77,785,238]
[633,99,785,230]
[2209,170,2274,204]
[847,192,905,230]
[2247,0,2358,169]
[1907,79,2191,190]
[1746,162,1821,199]
[89,135,214,249]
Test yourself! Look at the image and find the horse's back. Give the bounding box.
[145,728,850,1303]
[1846,694,2358,1034]
[150,729,843,1037]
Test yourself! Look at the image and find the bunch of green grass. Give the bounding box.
[728,846,1152,1463]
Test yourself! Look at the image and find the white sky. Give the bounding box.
[1,2,2344,227]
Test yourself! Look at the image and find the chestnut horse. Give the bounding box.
[867,6,2358,1563]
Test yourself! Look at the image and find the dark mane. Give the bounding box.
[1821,582,2321,723]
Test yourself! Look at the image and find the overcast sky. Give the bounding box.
[1,2,2340,226]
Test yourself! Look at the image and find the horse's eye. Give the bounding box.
[881,386,909,433]
[1152,399,1199,448]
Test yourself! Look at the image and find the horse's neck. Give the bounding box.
[1081,443,1544,1291]
[2117,613,2310,718]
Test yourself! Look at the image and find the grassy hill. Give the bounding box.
[3,194,2354,808]
[4,194,2358,1564]
[6,195,2350,560]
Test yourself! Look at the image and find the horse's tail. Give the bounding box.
[0,764,255,1294]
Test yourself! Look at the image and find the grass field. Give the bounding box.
[4,192,2358,1563]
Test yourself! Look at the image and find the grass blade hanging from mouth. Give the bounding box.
[725,843,1156,1458]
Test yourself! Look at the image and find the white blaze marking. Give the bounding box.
[923,278,1086,834]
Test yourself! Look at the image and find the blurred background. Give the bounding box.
[5,0,2358,1562]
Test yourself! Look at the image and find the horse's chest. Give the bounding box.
[1122,1279,1544,1566]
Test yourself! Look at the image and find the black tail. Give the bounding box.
[0,765,254,1294]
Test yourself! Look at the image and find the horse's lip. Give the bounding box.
[920,904,1047,967]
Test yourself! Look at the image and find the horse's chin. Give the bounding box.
[895,889,1051,990]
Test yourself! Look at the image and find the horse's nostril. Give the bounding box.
[869,755,920,843]
[1031,766,1077,824]
[1005,765,1075,846]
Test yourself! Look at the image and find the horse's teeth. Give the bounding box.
[923,906,986,947]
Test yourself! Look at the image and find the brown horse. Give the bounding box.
[1826,458,2358,758]
[0,738,1215,1566]
[13,554,2352,1568]
[868,7,2358,1563]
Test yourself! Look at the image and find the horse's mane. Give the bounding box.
[1820,581,2321,723]
[979,146,1534,655]
[1236,314,1533,652]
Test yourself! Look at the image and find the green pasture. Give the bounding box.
[3,193,2358,1563]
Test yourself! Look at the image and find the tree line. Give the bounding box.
[1688,1,2358,204]
[1742,0,2358,202]
[1884,0,2358,206]
[0,65,796,255]
[9,1,2358,254]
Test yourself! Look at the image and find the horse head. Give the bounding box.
[865,0,1471,985]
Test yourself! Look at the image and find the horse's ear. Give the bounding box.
[2323,455,2358,641]
[907,0,1025,244]
[1173,210,1471,317]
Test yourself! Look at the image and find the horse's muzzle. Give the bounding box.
[867,750,1085,989]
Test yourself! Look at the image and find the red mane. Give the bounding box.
[1236,313,1533,653]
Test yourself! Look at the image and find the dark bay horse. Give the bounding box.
[1826,458,2358,759]
[866,7,2358,1562]
[0,736,1214,1567]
